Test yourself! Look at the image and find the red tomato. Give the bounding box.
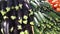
[52,0,57,4]
[55,1,59,4]
[56,8,60,12]
[48,0,60,12]
[58,4,60,7]
[54,4,58,8]
[48,0,52,2]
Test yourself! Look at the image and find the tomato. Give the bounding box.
[47,0,60,12]
[58,4,60,7]
[56,8,60,12]
[52,0,57,4]
[55,1,59,4]
[54,4,58,8]
[48,0,52,2]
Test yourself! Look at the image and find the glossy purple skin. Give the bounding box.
[0,0,33,34]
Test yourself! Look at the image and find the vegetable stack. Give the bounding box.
[0,0,60,34]
[48,0,60,12]
[30,0,60,34]
[0,0,33,34]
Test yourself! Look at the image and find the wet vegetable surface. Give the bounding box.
[0,0,33,34]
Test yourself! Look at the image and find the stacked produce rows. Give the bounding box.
[0,0,60,34]
[0,0,34,34]
[30,0,60,34]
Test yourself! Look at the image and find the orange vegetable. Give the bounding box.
[56,8,60,12]
[48,0,60,12]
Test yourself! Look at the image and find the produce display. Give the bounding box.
[48,0,60,12]
[31,0,60,34]
[0,0,33,34]
[0,0,60,34]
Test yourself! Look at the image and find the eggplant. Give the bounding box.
[22,2,29,24]
[0,0,10,34]
[17,0,23,9]
[0,2,2,34]
[1,18,9,34]
[22,2,29,32]
[1,0,7,10]
[22,1,33,34]
[16,10,22,24]
[7,0,13,7]
[13,0,23,33]
[11,0,20,34]
[14,0,19,10]
[0,0,33,34]
[6,0,13,12]
[9,0,16,20]
[0,0,7,16]
[28,7,34,26]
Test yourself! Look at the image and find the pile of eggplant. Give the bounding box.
[0,0,33,34]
